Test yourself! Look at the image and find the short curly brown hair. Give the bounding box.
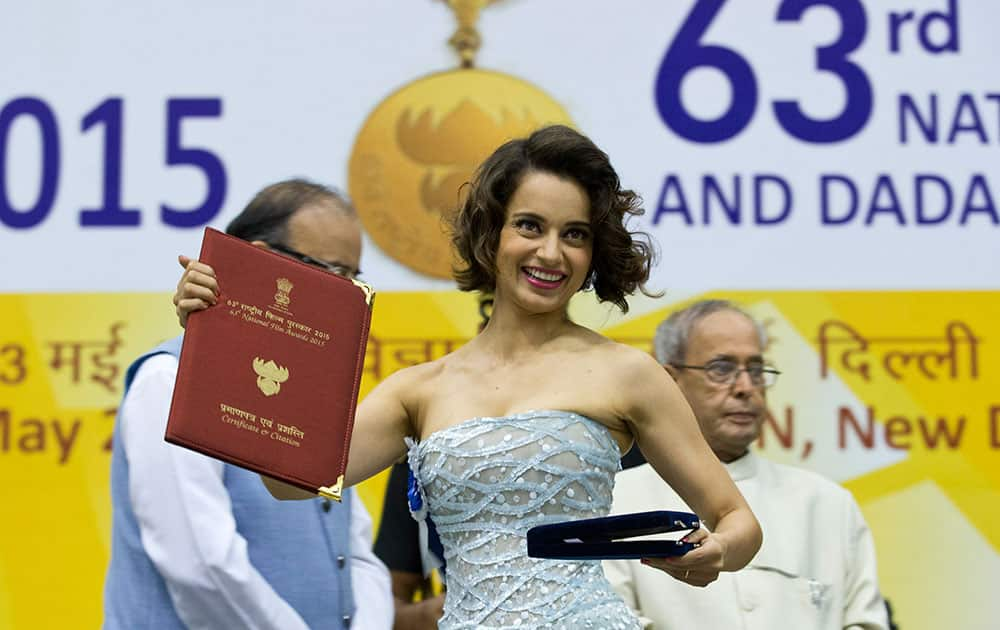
[450,125,656,313]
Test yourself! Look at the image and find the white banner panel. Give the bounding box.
[2,0,996,292]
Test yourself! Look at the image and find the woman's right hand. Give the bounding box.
[173,255,219,328]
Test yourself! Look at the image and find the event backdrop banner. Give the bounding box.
[1,1,997,629]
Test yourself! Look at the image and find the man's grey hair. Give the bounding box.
[225,178,356,246]
[653,299,768,365]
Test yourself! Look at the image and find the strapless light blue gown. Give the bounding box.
[407,409,642,629]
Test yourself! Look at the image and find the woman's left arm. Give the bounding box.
[618,351,762,586]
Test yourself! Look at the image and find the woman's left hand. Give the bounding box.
[639,528,727,588]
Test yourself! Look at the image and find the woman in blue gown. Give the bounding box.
[175,125,762,629]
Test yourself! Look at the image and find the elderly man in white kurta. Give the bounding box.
[604,300,888,630]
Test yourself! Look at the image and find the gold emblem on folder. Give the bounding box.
[253,357,290,397]
[271,277,294,314]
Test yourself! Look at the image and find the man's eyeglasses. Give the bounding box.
[267,242,360,280]
[670,360,780,388]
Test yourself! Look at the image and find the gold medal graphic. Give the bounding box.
[349,0,574,279]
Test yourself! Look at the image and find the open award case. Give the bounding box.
[527,510,701,560]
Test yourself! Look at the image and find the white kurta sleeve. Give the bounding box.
[120,355,309,630]
[346,491,394,629]
[841,499,889,630]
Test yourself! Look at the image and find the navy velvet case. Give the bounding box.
[526,510,701,560]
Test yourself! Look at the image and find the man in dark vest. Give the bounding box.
[103,179,393,629]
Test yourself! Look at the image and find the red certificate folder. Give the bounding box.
[165,227,374,501]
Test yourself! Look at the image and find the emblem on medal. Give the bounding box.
[349,0,575,279]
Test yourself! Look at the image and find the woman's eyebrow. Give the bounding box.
[510,211,544,221]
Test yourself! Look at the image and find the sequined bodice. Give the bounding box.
[408,410,641,630]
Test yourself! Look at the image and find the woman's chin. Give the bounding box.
[512,289,571,315]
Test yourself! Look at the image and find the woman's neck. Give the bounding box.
[475,294,575,360]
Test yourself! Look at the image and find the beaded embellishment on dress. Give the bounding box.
[408,410,642,630]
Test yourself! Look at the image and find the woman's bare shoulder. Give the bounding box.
[589,334,661,367]
[381,356,447,388]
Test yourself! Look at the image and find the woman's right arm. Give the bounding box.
[259,357,417,498]
[172,257,418,500]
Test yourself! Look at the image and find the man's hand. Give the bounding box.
[394,593,445,630]
[173,255,219,328]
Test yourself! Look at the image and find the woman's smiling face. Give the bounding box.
[493,170,593,315]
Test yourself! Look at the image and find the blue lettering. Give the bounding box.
[899,94,938,144]
[866,175,905,225]
[821,175,858,225]
[889,1,960,54]
[0,97,60,229]
[754,175,792,225]
[774,0,872,143]
[915,175,953,225]
[919,0,960,54]
[653,175,692,225]
[959,175,999,225]
[653,0,757,143]
[79,98,141,227]
[0,96,226,230]
[987,94,1000,132]
[898,92,998,145]
[948,94,988,144]
[702,175,741,225]
[160,98,227,227]
[888,11,915,53]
